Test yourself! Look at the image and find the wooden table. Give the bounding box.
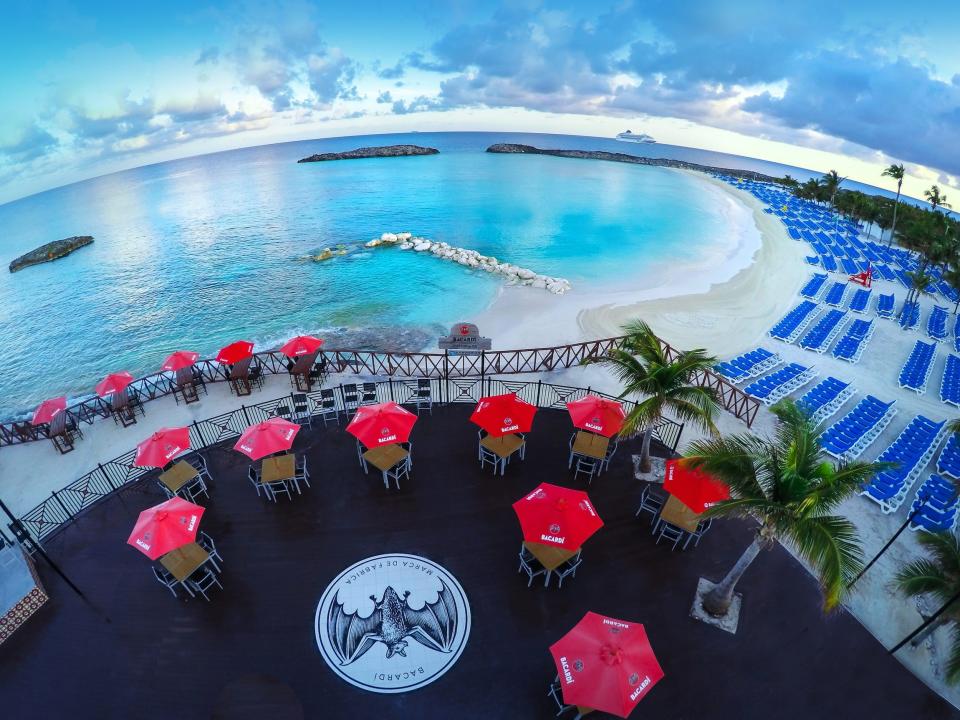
[659,494,702,533]
[160,542,209,582]
[261,454,296,483]
[289,352,318,392]
[480,433,525,475]
[230,357,253,396]
[363,444,409,488]
[158,461,199,493]
[524,541,577,571]
[572,431,608,460]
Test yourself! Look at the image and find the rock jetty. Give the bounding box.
[365,232,572,294]
[8,236,94,273]
[486,143,783,183]
[298,145,439,163]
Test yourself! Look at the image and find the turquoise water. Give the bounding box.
[0,131,785,416]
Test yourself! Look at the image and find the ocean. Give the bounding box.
[0,131,875,417]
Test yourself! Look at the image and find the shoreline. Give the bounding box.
[476,168,807,357]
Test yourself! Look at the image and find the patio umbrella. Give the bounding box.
[279,335,324,358]
[233,417,300,460]
[663,458,729,513]
[470,392,537,437]
[161,350,199,372]
[127,497,205,560]
[512,483,603,550]
[95,371,134,398]
[566,395,627,438]
[549,612,664,718]
[31,396,67,426]
[346,402,417,447]
[215,340,254,365]
[135,427,191,468]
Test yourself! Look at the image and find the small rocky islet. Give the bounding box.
[8,235,94,272]
[297,145,439,163]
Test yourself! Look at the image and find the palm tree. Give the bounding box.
[592,320,719,473]
[685,400,883,618]
[882,163,905,244]
[820,170,845,210]
[894,531,960,682]
[926,185,951,214]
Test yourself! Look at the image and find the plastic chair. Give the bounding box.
[361,382,378,405]
[319,388,338,426]
[342,384,359,411]
[553,553,583,589]
[197,531,222,572]
[292,393,312,428]
[572,456,599,484]
[186,567,223,601]
[518,546,547,587]
[478,431,501,474]
[683,519,713,550]
[152,565,180,598]
[247,466,263,498]
[414,379,433,415]
[655,521,686,550]
[635,485,665,523]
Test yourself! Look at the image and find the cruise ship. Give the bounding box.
[616,130,656,143]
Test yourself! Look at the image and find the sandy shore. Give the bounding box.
[478,169,808,358]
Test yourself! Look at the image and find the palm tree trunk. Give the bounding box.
[909,615,949,647]
[702,536,763,617]
[639,425,654,473]
[889,182,901,248]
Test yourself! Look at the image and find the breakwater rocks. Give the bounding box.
[486,144,783,183]
[298,145,439,163]
[9,236,94,272]
[365,232,572,294]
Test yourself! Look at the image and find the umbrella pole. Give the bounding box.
[0,495,109,622]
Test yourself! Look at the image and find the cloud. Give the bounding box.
[0,123,60,163]
[306,50,358,106]
[376,91,393,104]
[392,95,448,115]
[375,59,405,79]
[195,46,220,66]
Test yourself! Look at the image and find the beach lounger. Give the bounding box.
[876,293,895,319]
[822,281,847,307]
[743,363,818,406]
[927,305,949,341]
[937,281,959,304]
[898,340,937,394]
[819,395,897,461]
[805,256,820,266]
[795,377,854,426]
[898,301,920,331]
[937,434,960,479]
[908,475,959,532]
[713,348,782,383]
[798,309,847,352]
[799,273,828,300]
[769,300,820,343]
[861,415,947,514]
[788,228,802,240]
[847,288,871,313]
[840,258,859,275]
[820,255,839,273]
[940,354,960,407]
[832,319,874,363]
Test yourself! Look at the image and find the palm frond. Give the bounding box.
[946,625,960,685]
[784,514,863,610]
[895,558,955,598]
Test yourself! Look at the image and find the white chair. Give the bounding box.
[198,531,222,572]
[319,389,339,426]
[247,466,263,498]
[263,478,293,502]
[655,521,686,550]
[599,437,619,474]
[518,545,547,587]
[186,567,223,601]
[181,474,209,503]
[478,431,501,474]
[152,565,180,598]
[683,518,713,550]
[357,441,369,473]
[294,455,311,491]
[572,455,599,484]
[385,458,410,490]
[635,485,665,524]
[552,552,583,589]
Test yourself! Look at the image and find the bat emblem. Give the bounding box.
[327,582,459,665]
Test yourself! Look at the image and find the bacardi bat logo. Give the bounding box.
[315,554,471,694]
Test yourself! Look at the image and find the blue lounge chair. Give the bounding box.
[799,273,828,300]
[940,354,960,407]
[769,301,820,342]
[861,416,947,513]
[937,434,960,479]
[927,305,949,341]
[847,288,871,314]
[822,281,847,307]
[795,377,854,426]
[819,395,897,460]
[798,309,847,352]
[713,348,782,383]
[832,320,874,363]
[898,340,937,394]
[743,363,817,406]
[876,293,895,319]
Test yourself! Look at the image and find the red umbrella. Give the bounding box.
[550,612,664,718]
[566,395,627,438]
[127,497,205,560]
[216,340,254,365]
[512,483,603,550]
[663,458,729,513]
[135,427,191,468]
[279,335,324,358]
[470,393,537,437]
[95,371,134,398]
[31,396,67,426]
[161,350,199,372]
[233,417,300,460]
[346,402,417,448]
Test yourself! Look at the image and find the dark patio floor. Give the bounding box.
[0,404,956,719]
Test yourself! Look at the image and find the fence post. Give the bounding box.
[480,350,485,379]
[242,404,250,425]
[389,377,395,402]
[192,420,205,449]
[673,423,684,452]
[49,489,74,523]
[536,380,542,407]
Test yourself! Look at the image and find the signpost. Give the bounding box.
[438,323,492,356]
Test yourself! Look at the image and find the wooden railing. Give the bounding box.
[8,378,684,545]
[0,336,758,448]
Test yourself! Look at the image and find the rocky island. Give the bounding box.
[297,145,439,163]
[486,143,782,183]
[8,236,94,273]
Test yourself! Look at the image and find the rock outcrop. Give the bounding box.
[486,144,784,183]
[297,145,439,163]
[365,232,572,294]
[8,236,94,273]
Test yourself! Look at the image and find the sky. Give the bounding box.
[1,0,959,205]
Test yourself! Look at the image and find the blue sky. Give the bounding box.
[1,0,959,204]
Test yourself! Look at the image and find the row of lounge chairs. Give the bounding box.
[898,340,937,394]
[822,281,847,307]
[927,305,949,341]
[799,273,828,300]
[832,320,874,364]
[876,293,896,318]
[769,301,819,342]
[941,355,960,407]
[937,434,960,479]
[861,415,947,514]
[909,474,958,532]
[848,288,871,313]
[743,363,817,406]
[899,301,920,331]
[713,348,782,382]
[795,377,854,426]
[799,309,847,352]
[820,395,897,460]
